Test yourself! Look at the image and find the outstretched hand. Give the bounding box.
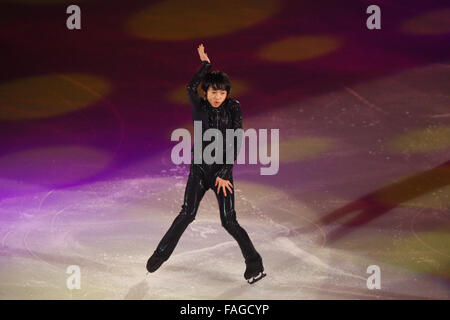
[215,177,233,197]
[197,43,211,63]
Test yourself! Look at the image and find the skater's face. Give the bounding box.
[206,86,227,108]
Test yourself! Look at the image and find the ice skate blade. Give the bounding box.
[247,272,266,284]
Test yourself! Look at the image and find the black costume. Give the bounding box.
[147,61,264,282]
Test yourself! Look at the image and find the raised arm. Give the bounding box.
[186,60,211,108]
[187,43,212,108]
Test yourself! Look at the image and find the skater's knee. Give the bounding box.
[177,209,196,224]
[221,211,239,230]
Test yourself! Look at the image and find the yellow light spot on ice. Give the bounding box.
[279,137,336,162]
[0,73,111,121]
[125,0,281,40]
[399,185,450,210]
[258,35,341,62]
[335,224,450,279]
[401,9,450,35]
[387,126,450,154]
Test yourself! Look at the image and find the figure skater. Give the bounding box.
[146,44,265,284]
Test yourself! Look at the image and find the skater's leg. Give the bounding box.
[214,176,260,262]
[153,165,207,260]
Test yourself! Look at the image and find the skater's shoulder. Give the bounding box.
[227,98,241,109]
[229,98,240,105]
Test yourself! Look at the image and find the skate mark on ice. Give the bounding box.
[189,224,218,239]
[172,241,236,259]
[273,206,327,247]
[124,280,149,300]
[50,206,72,233]
[239,192,319,243]
[429,113,450,118]
[1,228,14,247]
[38,189,55,212]
[344,86,386,114]
[23,227,67,273]
[274,237,365,280]
[410,209,450,259]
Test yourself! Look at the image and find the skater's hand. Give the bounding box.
[215,177,233,197]
[197,43,211,63]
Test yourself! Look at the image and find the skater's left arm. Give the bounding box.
[215,100,243,182]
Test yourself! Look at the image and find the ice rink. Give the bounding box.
[1,62,449,299]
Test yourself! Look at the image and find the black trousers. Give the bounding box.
[153,163,260,262]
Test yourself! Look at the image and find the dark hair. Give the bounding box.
[201,70,231,96]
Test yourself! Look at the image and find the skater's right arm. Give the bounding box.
[186,60,211,109]
[187,44,212,109]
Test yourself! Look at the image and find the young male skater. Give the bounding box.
[146,44,265,284]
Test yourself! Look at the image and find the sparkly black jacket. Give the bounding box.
[186,60,243,181]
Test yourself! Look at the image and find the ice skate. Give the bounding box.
[244,254,266,284]
[247,271,266,284]
[146,250,167,273]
